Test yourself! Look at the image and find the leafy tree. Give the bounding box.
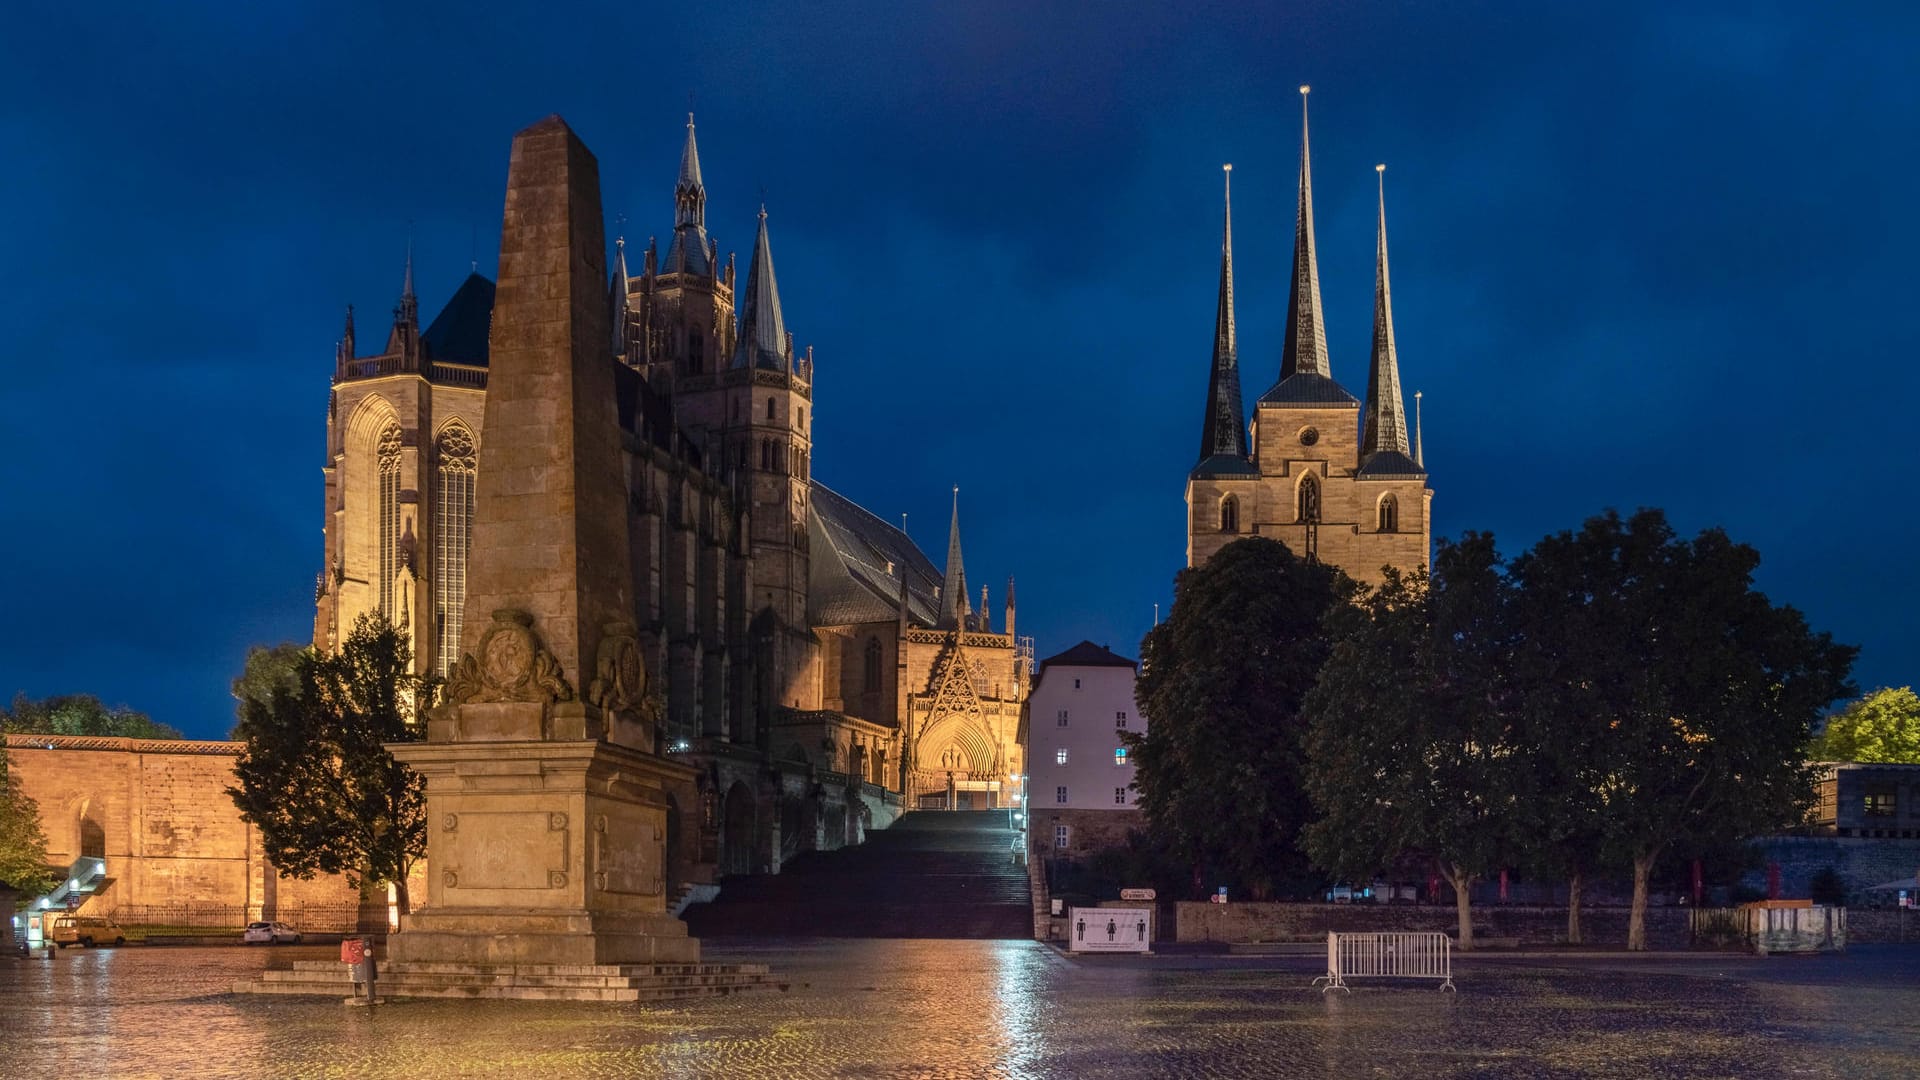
[1508,509,1855,949]
[228,615,432,912]
[1811,687,1920,764]
[2,693,183,740]
[1302,534,1532,949]
[0,752,57,900]
[229,643,309,739]
[1127,537,1353,899]
[1808,865,1848,906]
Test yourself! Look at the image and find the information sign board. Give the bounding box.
[1068,906,1152,953]
[1120,888,1156,901]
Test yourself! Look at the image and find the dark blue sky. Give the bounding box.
[4,2,1915,740]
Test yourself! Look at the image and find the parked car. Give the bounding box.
[243,921,303,945]
[48,915,126,948]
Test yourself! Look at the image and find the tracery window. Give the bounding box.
[1220,495,1238,533]
[863,637,883,693]
[1378,494,1399,534]
[760,440,772,470]
[434,424,477,676]
[378,424,403,620]
[1298,474,1320,524]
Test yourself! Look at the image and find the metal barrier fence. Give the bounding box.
[1314,931,1456,992]
[101,903,370,933]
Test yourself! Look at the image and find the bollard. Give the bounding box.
[341,938,379,1007]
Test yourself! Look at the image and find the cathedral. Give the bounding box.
[311,117,1030,889]
[1187,89,1432,583]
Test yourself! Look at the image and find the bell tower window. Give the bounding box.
[1378,494,1399,534]
[1219,495,1238,533]
[1298,474,1320,524]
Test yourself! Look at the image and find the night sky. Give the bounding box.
[4,3,1915,740]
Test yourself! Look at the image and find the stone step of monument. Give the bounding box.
[238,964,787,1003]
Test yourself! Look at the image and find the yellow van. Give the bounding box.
[48,915,125,948]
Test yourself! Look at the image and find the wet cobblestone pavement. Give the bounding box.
[4,939,1918,1078]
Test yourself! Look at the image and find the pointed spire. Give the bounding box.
[342,303,356,360]
[665,113,712,275]
[395,241,419,329]
[732,206,790,370]
[1197,163,1247,466]
[1280,86,1330,382]
[1003,574,1016,640]
[609,236,630,358]
[979,584,990,632]
[939,486,971,629]
[1361,164,1413,460]
[1414,390,1425,468]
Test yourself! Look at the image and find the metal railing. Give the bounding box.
[1314,931,1456,993]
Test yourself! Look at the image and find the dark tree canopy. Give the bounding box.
[1508,508,1856,948]
[1302,534,1531,948]
[1127,537,1353,898]
[2,693,182,740]
[227,615,432,909]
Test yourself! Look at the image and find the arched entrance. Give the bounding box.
[721,782,755,877]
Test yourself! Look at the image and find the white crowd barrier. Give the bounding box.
[1313,931,1455,992]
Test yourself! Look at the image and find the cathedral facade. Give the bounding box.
[311,117,1029,887]
[1187,90,1432,584]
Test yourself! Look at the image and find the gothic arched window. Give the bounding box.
[688,332,704,374]
[1298,474,1320,524]
[863,637,883,693]
[760,440,772,470]
[1378,494,1399,534]
[1219,495,1238,533]
[378,424,403,620]
[434,424,477,676]
[765,397,775,421]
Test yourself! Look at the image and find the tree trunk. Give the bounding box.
[1444,862,1475,951]
[1566,867,1583,945]
[1627,852,1656,951]
[395,873,412,917]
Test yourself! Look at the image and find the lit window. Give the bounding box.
[1054,824,1070,848]
[1114,787,1127,804]
[1055,749,1068,766]
[1114,748,1127,765]
[433,424,477,677]
[1057,709,1069,727]
[1865,792,1896,817]
[1056,786,1068,804]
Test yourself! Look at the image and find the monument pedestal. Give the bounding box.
[387,734,700,968]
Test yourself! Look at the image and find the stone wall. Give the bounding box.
[1171,901,1694,950]
[1746,835,1920,901]
[5,736,363,925]
[1030,807,1144,861]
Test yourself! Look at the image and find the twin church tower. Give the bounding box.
[1186,88,1432,583]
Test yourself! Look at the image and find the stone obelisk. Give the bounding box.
[388,116,696,967]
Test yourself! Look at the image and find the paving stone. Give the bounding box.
[4,940,1918,1078]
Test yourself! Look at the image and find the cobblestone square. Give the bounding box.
[4,940,1917,1078]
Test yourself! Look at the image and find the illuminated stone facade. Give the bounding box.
[311,116,1028,890]
[1186,97,1432,586]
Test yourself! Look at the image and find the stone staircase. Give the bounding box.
[234,960,786,1003]
[683,809,1032,939]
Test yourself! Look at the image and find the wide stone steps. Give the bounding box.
[684,810,1032,939]
[234,960,787,1003]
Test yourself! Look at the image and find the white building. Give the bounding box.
[1026,642,1144,852]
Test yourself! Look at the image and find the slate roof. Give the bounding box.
[1356,449,1427,479]
[732,209,788,370]
[1190,454,1260,480]
[808,481,944,627]
[1256,371,1359,407]
[422,272,495,367]
[1039,640,1137,674]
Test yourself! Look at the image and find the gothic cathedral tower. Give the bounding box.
[620,117,819,727]
[1186,89,1432,586]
